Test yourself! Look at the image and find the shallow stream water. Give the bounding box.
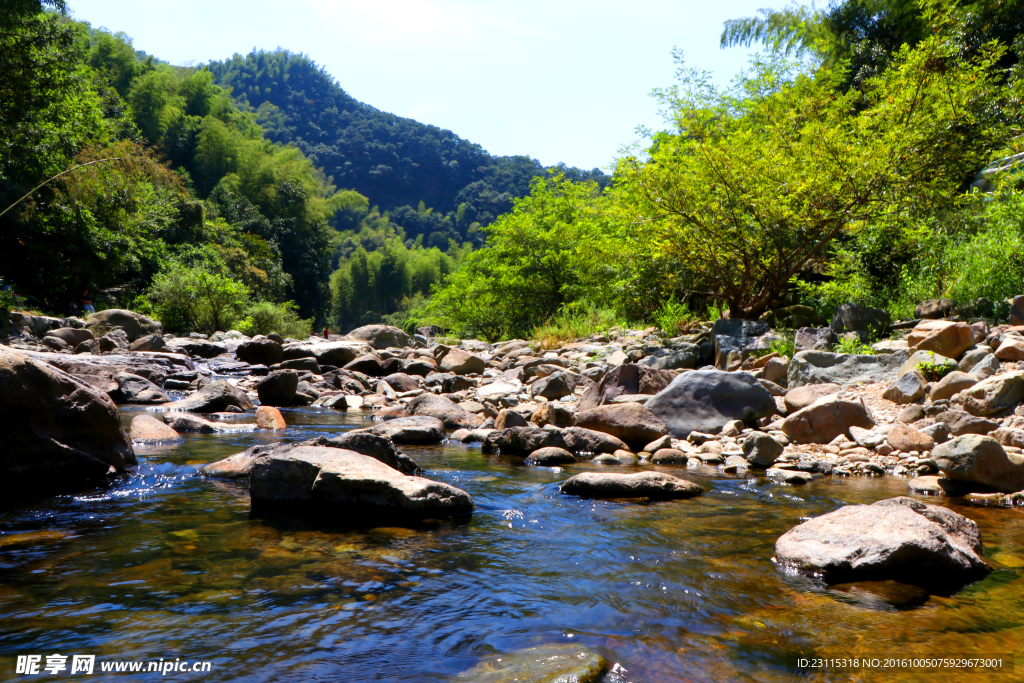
[2,407,1024,682]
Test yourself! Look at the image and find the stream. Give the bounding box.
[1,406,1023,681]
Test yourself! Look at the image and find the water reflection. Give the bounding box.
[0,406,1022,681]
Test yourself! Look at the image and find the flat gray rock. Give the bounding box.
[788,350,909,388]
[560,471,701,499]
[645,369,775,439]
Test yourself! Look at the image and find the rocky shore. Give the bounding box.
[6,297,1024,593]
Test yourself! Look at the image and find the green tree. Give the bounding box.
[617,34,1018,319]
[147,263,248,333]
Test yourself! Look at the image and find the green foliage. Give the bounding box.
[426,174,611,340]
[146,263,248,334]
[532,303,629,350]
[237,300,311,339]
[835,335,875,355]
[618,33,1016,320]
[917,352,957,381]
[654,300,699,337]
[764,331,796,359]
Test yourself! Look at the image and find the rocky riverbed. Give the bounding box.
[5,301,1024,680]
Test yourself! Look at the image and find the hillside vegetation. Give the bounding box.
[0,1,605,334]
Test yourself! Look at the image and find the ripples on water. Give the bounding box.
[1,406,1024,682]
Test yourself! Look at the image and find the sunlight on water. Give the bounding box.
[1,406,1023,681]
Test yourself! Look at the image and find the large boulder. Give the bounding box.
[644,369,775,439]
[711,318,770,369]
[383,372,419,393]
[930,371,978,402]
[932,434,1024,492]
[28,352,188,394]
[830,302,890,337]
[482,426,568,455]
[787,350,908,388]
[934,410,999,436]
[530,371,575,400]
[560,472,702,500]
[385,393,483,429]
[439,348,486,375]
[780,395,874,444]
[284,340,370,367]
[794,327,838,352]
[561,426,628,454]
[345,324,410,349]
[915,298,957,320]
[48,327,94,347]
[573,402,667,450]
[128,334,166,353]
[163,380,255,413]
[907,320,975,360]
[0,346,135,493]
[256,369,298,407]
[312,432,420,474]
[774,496,988,592]
[249,446,473,519]
[114,372,170,404]
[637,345,700,371]
[886,423,935,453]
[577,364,673,412]
[236,338,283,366]
[961,374,1024,416]
[343,353,385,376]
[85,309,162,342]
[355,416,446,444]
[255,406,287,431]
[165,338,228,359]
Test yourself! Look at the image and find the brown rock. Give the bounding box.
[933,434,1024,492]
[255,406,287,431]
[560,471,702,499]
[929,371,978,402]
[439,348,486,375]
[573,402,668,450]
[494,408,528,429]
[783,383,841,413]
[780,396,875,444]
[886,423,935,453]
[995,337,1024,361]
[934,410,999,436]
[129,414,182,444]
[651,448,690,464]
[961,374,1024,416]
[531,402,575,427]
[907,320,975,360]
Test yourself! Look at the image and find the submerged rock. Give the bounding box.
[164,414,257,434]
[774,496,988,592]
[525,447,577,466]
[560,471,701,499]
[453,645,606,683]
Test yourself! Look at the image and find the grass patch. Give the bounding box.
[532,304,629,350]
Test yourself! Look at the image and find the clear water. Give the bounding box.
[1,407,1023,682]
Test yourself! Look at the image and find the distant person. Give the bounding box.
[81,290,95,314]
[323,327,330,339]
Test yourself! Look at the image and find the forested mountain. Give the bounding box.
[0,3,609,333]
[207,50,609,247]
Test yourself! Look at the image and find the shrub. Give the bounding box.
[237,301,312,340]
[654,299,699,337]
[146,263,249,334]
[835,335,875,355]
[917,353,956,381]
[533,303,628,350]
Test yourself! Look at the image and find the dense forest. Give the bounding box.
[0,0,606,335]
[425,0,1024,341]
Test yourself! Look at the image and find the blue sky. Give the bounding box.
[67,0,775,171]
